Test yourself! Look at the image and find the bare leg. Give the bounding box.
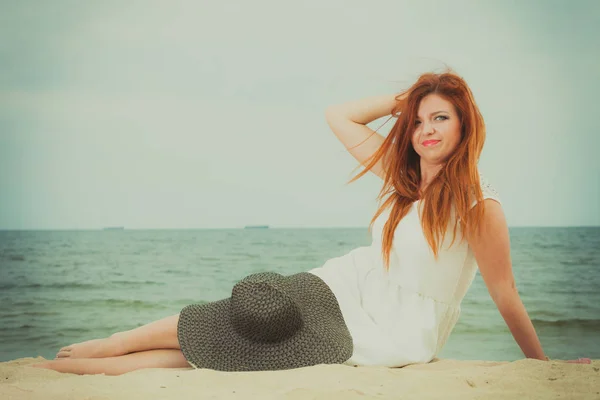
[56,314,181,359]
[32,349,190,376]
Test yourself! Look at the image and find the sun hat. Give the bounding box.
[177,271,353,371]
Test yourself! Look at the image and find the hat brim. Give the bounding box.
[177,272,353,371]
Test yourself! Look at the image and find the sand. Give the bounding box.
[1,357,599,399]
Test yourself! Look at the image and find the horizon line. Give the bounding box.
[0,225,599,231]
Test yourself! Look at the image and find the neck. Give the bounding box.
[419,161,444,194]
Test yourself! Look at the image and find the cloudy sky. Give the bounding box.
[1,0,598,229]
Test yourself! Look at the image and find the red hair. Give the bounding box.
[348,70,489,271]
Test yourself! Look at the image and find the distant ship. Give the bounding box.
[244,225,269,229]
[103,226,125,230]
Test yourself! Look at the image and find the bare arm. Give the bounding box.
[325,93,405,179]
[327,93,402,124]
[465,200,547,360]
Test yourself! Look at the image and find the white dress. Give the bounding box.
[308,173,502,367]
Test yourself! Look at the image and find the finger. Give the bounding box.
[566,358,591,364]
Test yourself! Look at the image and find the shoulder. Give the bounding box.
[465,174,508,247]
[470,172,502,209]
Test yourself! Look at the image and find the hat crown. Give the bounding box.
[231,279,303,343]
[178,272,354,371]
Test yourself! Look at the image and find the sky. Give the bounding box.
[0,0,598,229]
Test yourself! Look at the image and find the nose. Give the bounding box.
[421,121,435,135]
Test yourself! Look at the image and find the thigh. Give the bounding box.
[118,314,181,352]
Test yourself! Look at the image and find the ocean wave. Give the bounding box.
[1,254,26,261]
[0,324,89,334]
[111,280,166,286]
[451,322,506,334]
[558,256,597,266]
[0,282,101,290]
[1,280,165,290]
[49,298,167,309]
[452,317,600,334]
[199,256,222,261]
[1,311,61,318]
[531,318,600,329]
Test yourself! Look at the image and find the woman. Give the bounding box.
[32,71,590,375]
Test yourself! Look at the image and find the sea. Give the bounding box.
[1,227,598,363]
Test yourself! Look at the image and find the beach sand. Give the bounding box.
[1,357,598,399]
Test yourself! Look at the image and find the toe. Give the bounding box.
[55,350,71,358]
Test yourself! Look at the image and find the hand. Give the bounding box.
[558,358,591,364]
[391,93,408,117]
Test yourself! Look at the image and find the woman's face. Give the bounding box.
[411,94,462,164]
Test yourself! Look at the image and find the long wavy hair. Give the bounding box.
[348,70,488,271]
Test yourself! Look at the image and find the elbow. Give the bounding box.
[324,105,335,120]
[325,104,345,120]
[489,280,519,307]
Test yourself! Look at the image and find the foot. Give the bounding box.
[55,334,127,359]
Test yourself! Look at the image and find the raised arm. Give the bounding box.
[325,93,404,179]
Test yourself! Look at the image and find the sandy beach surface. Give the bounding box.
[1,357,599,399]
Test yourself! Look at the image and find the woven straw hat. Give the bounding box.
[177,271,353,371]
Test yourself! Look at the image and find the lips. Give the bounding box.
[422,140,440,146]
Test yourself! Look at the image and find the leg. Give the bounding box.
[56,313,181,359]
[32,349,190,376]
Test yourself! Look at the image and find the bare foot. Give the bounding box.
[55,334,127,359]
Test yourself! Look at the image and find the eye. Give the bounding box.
[414,120,421,126]
[435,115,448,121]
